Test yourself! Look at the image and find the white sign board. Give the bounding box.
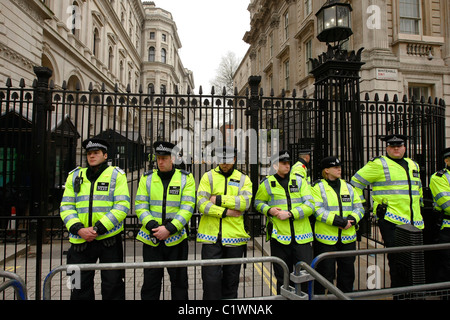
[376,68,398,81]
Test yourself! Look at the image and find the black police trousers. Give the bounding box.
[437,227,450,282]
[67,234,125,300]
[141,239,189,300]
[313,240,356,294]
[201,240,246,300]
[270,239,313,294]
[378,219,402,288]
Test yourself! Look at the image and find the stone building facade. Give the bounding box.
[0,0,194,92]
[235,0,450,137]
[0,0,195,156]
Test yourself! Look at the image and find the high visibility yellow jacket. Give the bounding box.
[135,169,196,246]
[60,166,130,244]
[254,172,315,245]
[430,167,450,229]
[351,156,424,229]
[196,167,252,246]
[312,179,364,244]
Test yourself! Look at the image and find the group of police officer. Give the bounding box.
[60,133,450,300]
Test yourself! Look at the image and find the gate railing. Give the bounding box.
[0,67,447,299]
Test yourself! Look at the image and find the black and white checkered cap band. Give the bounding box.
[86,141,108,150]
[156,144,172,152]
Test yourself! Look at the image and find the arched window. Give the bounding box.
[93,28,100,57]
[108,47,114,71]
[161,48,166,63]
[119,60,124,83]
[70,1,81,38]
[158,121,164,140]
[148,83,154,94]
[148,46,155,62]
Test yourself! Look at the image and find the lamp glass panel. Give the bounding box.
[324,6,336,29]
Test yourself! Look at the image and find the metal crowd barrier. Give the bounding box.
[0,270,27,300]
[43,256,290,301]
[294,242,450,300]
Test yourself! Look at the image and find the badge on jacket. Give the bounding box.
[228,179,240,187]
[97,182,109,191]
[169,186,180,195]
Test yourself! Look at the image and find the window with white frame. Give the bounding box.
[161,48,167,63]
[408,84,431,100]
[399,0,421,34]
[305,0,312,17]
[148,47,155,62]
[284,60,290,91]
[269,33,273,58]
[305,39,312,73]
[284,11,289,40]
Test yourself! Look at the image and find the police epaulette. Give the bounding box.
[369,156,382,162]
[69,167,81,174]
[114,167,126,175]
[143,169,155,176]
[436,168,447,177]
[294,172,305,179]
[311,179,321,187]
[259,177,268,184]
[179,169,191,175]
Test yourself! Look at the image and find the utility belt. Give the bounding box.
[71,233,120,252]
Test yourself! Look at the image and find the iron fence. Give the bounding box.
[0,66,447,299]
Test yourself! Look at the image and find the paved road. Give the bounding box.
[1,237,279,300]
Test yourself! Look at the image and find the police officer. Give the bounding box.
[429,147,450,282]
[292,149,311,183]
[60,138,130,300]
[254,150,315,294]
[351,134,424,287]
[135,141,196,300]
[312,156,364,294]
[196,146,252,300]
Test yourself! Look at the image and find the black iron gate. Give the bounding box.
[0,66,447,299]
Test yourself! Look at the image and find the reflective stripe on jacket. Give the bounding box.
[312,179,364,244]
[60,166,130,244]
[135,169,196,246]
[430,168,450,229]
[196,167,252,246]
[351,156,424,229]
[254,172,314,245]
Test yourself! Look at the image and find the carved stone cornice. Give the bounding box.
[10,0,53,24]
[0,41,35,74]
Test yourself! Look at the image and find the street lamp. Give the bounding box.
[311,0,364,181]
[316,0,353,45]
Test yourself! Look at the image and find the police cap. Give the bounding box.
[320,156,341,170]
[82,138,109,152]
[215,146,237,164]
[153,141,175,156]
[271,150,291,164]
[381,134,407,146]
[442,147,450,159]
